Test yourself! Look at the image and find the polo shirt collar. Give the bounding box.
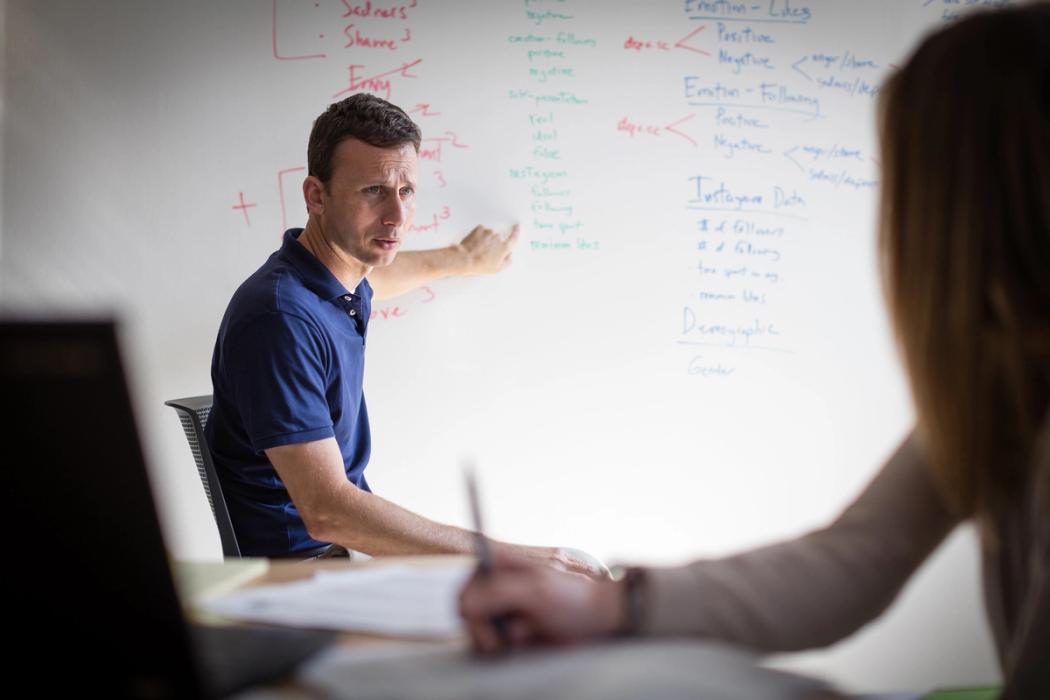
[280,228,368,300]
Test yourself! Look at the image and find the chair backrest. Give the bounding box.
[165,395,241,558]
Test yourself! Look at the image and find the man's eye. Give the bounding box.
[363,186,382,195]
[400,187,415,197]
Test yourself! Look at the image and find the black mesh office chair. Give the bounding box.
[165,395,241,558]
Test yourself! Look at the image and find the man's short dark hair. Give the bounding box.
[307,93,422,183]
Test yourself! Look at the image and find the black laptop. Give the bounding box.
[4,320,336,699]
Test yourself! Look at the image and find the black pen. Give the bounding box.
[465,464,512,648]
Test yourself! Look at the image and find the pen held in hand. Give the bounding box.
[464,463,512,648]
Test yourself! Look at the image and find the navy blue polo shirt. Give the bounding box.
[206,229,372,556]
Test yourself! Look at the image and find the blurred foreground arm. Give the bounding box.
[367,224,520,300]
[640,432,959,651]
[461,431,961,653]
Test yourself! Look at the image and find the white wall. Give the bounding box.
[1,0,1005,691]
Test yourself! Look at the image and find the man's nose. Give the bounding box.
[383,196,407,228]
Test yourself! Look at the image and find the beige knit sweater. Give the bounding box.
[641,431,1049,697]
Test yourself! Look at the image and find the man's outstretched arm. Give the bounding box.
[367,224,520,301]
[265,436,601,575]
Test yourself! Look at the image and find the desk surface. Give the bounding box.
[181,557,843,700]
[258,554,474,583]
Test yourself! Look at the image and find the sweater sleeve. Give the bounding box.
[999,412,1050,699]
[640,432,961,651]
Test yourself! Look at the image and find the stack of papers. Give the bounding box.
[200,562,473,637]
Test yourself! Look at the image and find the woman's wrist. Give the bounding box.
[618,567,649,636]
[589,577,628,638]
[594,566,648,637]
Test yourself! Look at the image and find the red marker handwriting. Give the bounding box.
[343,24,412,50]
[369,284,436,322]
[624,35,670,51]
[664,114,698,147]
[419,141,443,162]
[333,58,422,100]
[423,131,469,148]
[439,130,468,148]
[418,132,469,162]
[272,0,326,61]
[277,166,306,233]
[623,26,710,57]
[232,192,257,226]
[341,0,417,21]
[370,304,407,321]
[675,26,711,56]
[409,103,442,117]
[616,114,697,147]
[408,206,451,233]
[618,117,662,137]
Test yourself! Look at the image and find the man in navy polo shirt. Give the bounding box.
[206,94,599,574]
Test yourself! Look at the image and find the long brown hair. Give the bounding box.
[878,4,1050,521]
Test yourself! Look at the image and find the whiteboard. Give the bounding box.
[1,0,1010,690]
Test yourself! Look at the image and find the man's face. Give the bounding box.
[313,138,418,268]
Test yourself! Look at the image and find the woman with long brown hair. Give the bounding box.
[460,5,1050,696]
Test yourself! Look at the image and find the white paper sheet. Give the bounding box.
[201,563,472,637]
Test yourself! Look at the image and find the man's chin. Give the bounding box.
[372,250,398,267]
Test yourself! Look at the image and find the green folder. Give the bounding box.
[920,688,1000,700]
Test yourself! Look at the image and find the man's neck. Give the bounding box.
[297,223,372,294]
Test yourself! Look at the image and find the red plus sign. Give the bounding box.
[232,191,257,225]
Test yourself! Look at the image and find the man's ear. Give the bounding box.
[303,175,327,215]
